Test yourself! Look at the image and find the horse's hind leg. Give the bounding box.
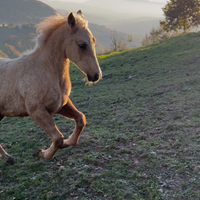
[0,145,15,164]
[0,115,15,164]
[57,98,86,148]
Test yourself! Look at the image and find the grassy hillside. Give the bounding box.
[0,0,57,24]
[1,32,200,199]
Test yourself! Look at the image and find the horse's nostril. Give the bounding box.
[94,73,99,82]
[87,73,99,82]
[87,74,93,82]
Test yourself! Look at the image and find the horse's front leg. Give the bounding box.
[27,106,64,160]
[57,98,86,148]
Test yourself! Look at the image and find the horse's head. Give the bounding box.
[65,11,102,83]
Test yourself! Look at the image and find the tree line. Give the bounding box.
[142,0,200,46]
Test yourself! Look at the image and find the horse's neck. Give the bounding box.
[38,39,69,74]
[34,23,71,79]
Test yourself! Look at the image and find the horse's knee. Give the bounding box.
[76,113,86,128]
[54,135,63,149]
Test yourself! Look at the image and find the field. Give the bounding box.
[1,32,200,199]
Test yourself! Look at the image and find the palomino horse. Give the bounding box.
[0,10,102,164]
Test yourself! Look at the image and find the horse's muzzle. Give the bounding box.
[87,73,99,82]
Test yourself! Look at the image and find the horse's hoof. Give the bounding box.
[6,156,15,165]
[33,149,42,158]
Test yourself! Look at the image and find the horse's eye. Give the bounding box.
[79,44,87,50]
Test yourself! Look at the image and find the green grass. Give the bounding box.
[1,32,200,199]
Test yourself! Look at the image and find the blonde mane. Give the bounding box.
[36,13,88,49]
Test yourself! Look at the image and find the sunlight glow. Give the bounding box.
[47,0,89,2]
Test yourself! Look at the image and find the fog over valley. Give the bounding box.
[40,0,166,36]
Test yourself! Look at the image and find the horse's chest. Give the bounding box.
[44,85,70,114]
[60,78,71,103]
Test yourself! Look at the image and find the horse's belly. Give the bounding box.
[0,103,28,117]
[0,94,27,117]
[0,85,71,116]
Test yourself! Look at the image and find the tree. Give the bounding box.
[160,0,200,33]
[110,30,128,51]
[141,27,174,46]
[110,30,118,51]
[127,34,133,43]
[142,34,151,46]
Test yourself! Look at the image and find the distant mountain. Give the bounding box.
[40,0,122,23]
[0,24,37,58]
[108,17,162,36]
[0,0,142,57]
[40,0,165,36]
[0,0,57,24]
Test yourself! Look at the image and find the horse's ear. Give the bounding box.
[77,10,85,19]
[68,12,76,29]
[77,10,82,15]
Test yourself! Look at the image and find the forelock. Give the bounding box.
[75,14,88,28]
[35,12,88,48]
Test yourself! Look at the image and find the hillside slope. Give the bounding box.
[0,0,57,24]
[1,32,200,199]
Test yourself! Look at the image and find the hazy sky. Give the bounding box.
[47,0,167,2]
[149,0,167,2]
[42,0,167,18]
